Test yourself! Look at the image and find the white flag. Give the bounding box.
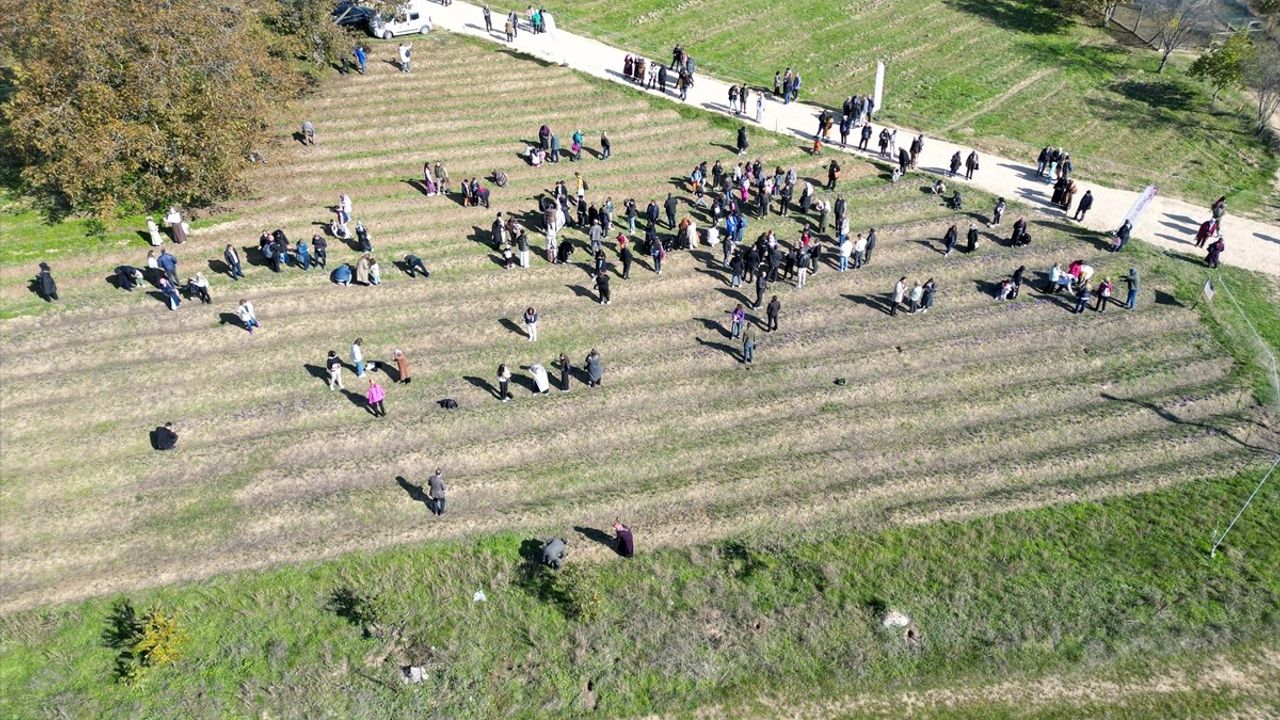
[1203,280,1215,302]
[872,61,885,117]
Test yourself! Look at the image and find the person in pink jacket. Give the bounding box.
[366,378,386,417]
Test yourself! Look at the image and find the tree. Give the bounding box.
[0,0,351,219]
[1244,42,1280,134]
[1150,0,1211,74]
[1188,34,1254,100]
[1067,0,1122,26]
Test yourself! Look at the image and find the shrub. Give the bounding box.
[102,599,187,683]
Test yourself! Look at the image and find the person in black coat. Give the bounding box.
[1072,190,1094,221]
[150,422,178,451]
[663,194,678,229]
[558,353,572,392]
[1010,217,1027,246]
[948,151,962,177]
[753,272,768,309]
[766,295,781,332]
[736,126,749,155]
[619,241,633,279]
[966,223,979,252]
[35,262,58,301]
[942,224,958,256]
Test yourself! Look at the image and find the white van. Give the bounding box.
[368,1,432,39]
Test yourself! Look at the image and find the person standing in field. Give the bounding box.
[1124,268,1140,310]
[523,306,539,342]
[584,348,603,387]
[729,303,746,339]
[737,126,749,155]
[224,244,244,280]
[326,350,345,391]
[612,519,634,557]
[922,278,937,312]
[428,468,446,516]
[990,198,1005,227]
[235,298,259,334]
[1073,283,1091,314]
[366,377,386,417]
[741,325,757,365]
[393,349,411,384]
[497,363,513,402]
[351,338,366,378]
[908,281,923,314]
[558,352,572,392]
[159,277,181,310]
[765,295,781,332]
[892,277,906,316]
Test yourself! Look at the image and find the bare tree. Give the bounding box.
[1149,0,1211,73]
[1245,42,1280,134]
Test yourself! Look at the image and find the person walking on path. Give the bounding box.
[224,244,244,280]
[948,151,962,178]
[584,349,603,387]
[891,276,906,316]
[558,353,571,392]
[326,350,345,391]
[483,4,493,33]
[755,93,764,124]
[741,325,757,365]
[523,306,539,342]
[965,151,979,180]
[393,349,411,384]
[497,363,513,402]
[766,295,781,332]
[366,377,387,417]
[351,338,366,378]
[1072,190,1093,221]
[236,298,260,334]
[428,469,446,516]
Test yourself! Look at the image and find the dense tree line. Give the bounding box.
[0,0,350,218]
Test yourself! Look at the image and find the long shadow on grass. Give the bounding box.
[1100,393,1275,454]
[395,476,431,508]
[573,525,617,551]
[943,0,1070,34]
[464,375,500,399]
[843,292,892,315]
[695,335,739,360]
[693,317,731,338]
[302,363,329,385]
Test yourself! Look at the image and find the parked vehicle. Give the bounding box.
[368,1,432,39]
[332,2,374,29]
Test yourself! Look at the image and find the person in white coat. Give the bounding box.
[147,217,163,246]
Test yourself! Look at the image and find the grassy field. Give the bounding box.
[1,471,1277,718]
[1,32,1278,717]
[540,0,1280,217]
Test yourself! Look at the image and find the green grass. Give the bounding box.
[1,466,1277,719]
[536,0,1279,215]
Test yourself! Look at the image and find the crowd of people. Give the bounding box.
[29,32,1253,571]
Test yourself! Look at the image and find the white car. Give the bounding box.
[368,1,432,39]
